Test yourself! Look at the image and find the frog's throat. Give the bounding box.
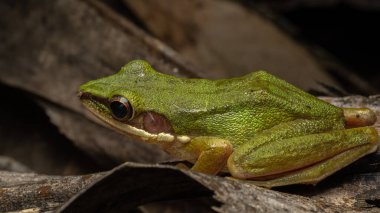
[80,98,191,145]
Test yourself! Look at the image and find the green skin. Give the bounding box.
[79,60,379,188]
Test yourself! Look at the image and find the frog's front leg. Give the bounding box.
[228,127,379,188]
[168,136,233,175]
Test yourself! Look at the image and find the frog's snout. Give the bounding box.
[343,108,377,128]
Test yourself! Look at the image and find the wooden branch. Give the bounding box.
[0,171,105,212]
[1,162,378,213]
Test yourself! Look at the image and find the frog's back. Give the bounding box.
[168,70,341,119]
[122,61,343,145]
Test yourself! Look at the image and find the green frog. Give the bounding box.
[79,60,379,188]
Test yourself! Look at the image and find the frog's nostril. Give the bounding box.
[78,90,84,98]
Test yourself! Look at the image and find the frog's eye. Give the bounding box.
[109,96,134,121]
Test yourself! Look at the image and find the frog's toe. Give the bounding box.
[343,108,377,127]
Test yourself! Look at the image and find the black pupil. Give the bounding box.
[110,101,129,119]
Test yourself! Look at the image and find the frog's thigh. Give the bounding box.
[184,137,233,175]
[227,127,379,187]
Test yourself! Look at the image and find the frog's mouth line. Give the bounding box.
[78,91,191,145]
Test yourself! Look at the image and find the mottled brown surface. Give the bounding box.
[0,171,104,212]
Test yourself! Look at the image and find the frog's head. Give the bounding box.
[79,60,187,145]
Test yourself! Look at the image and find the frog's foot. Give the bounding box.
[227,127,379,188]
[181,137,233,175]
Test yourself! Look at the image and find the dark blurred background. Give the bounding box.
[276,3,380,92]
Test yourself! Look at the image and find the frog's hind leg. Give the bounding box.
[245,143,377,188]
[227,127,379,188]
